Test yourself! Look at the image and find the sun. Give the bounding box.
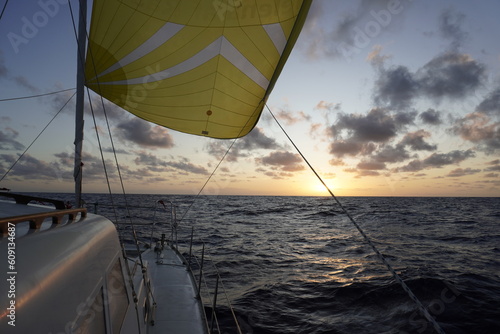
[310,179,336,196]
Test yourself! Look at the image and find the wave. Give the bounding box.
[231,274,499,334]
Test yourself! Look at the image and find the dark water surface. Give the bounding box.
[32,194,500,334]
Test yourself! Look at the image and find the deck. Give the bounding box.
[143,247,207,334]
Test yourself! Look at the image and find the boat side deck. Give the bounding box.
[142,247,207,334]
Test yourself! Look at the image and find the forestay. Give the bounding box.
[85,0,311,139]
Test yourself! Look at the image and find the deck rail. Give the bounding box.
[0,193,87,236]
[0,208,88,236]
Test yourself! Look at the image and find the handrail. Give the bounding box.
[0,207,87,236]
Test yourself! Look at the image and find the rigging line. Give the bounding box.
[0,0,9,21]
[178,100,264,222]
[265,104,446,334]
[178,94,266,222]
[0,91,76,184]
[76,3,146,272]
[84,87,119,225]
[0,88,76,102]
[68,0,120,226]
[67,0,147,310]
[178,137,238,223]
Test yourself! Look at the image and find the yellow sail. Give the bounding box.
[85,0,311,139]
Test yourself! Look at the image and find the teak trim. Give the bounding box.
[0,208,88,236]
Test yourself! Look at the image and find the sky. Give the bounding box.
[0,0,499,197]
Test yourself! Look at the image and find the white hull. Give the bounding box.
[0,194,207,333]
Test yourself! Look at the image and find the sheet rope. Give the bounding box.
[266,104,446,334]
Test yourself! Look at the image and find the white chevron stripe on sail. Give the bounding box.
[263,23,287,55]
[91,22,184,80]
[220,37,269,90]
[99,37,269,90]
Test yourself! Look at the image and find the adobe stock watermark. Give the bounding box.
[7,0,69,54]
[5,222,17,327]
[399,280,461,334]
[337,0,413,62]
[48,263,127,334]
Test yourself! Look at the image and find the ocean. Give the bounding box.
[33,194,500,334]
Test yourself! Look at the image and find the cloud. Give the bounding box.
[438,8,468,50]
[0,153,66,181]
[237,127,281,151]
[276,109,311,126]
[0,128,25,150]
[309,123,324,139]
[367,45,391,67]
[485,159,500,172]
[53,152,73,165]
[54,151,108,179]
[449,88,500,153]
[301,0,411,60]
[102,147,129,154]
[0,50,39,92]
[419,108,443,125]
[126,167,155,179]
[374,65,419,109]
[417,53,485,100]
[134,151,208,175]
[256,151,305,172]
[476,88,500,117]
[329,140,376,158]
[86,95,128,121]
[395,149,475,172]
[165,159,209,175]
[134,151,167,167]
[357,160,386,170]
[13,76,39,93]
[330,108,415,143]
[332,130,436,176]
[371,144,410,163]
[116,118,174,149]
[373,52,485,110]
[451,112,500,153]
[344,167,381,177]
[329,158,346,166]
[0,50,8,78]
[327,108,429,163]
[315,101,342,113]
[399,130,437,151]
[206,127,281,162]
[423,149,475,166]
[205,141,232,161]
[446,167,481,177]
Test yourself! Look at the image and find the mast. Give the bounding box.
[74,0,87,208]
